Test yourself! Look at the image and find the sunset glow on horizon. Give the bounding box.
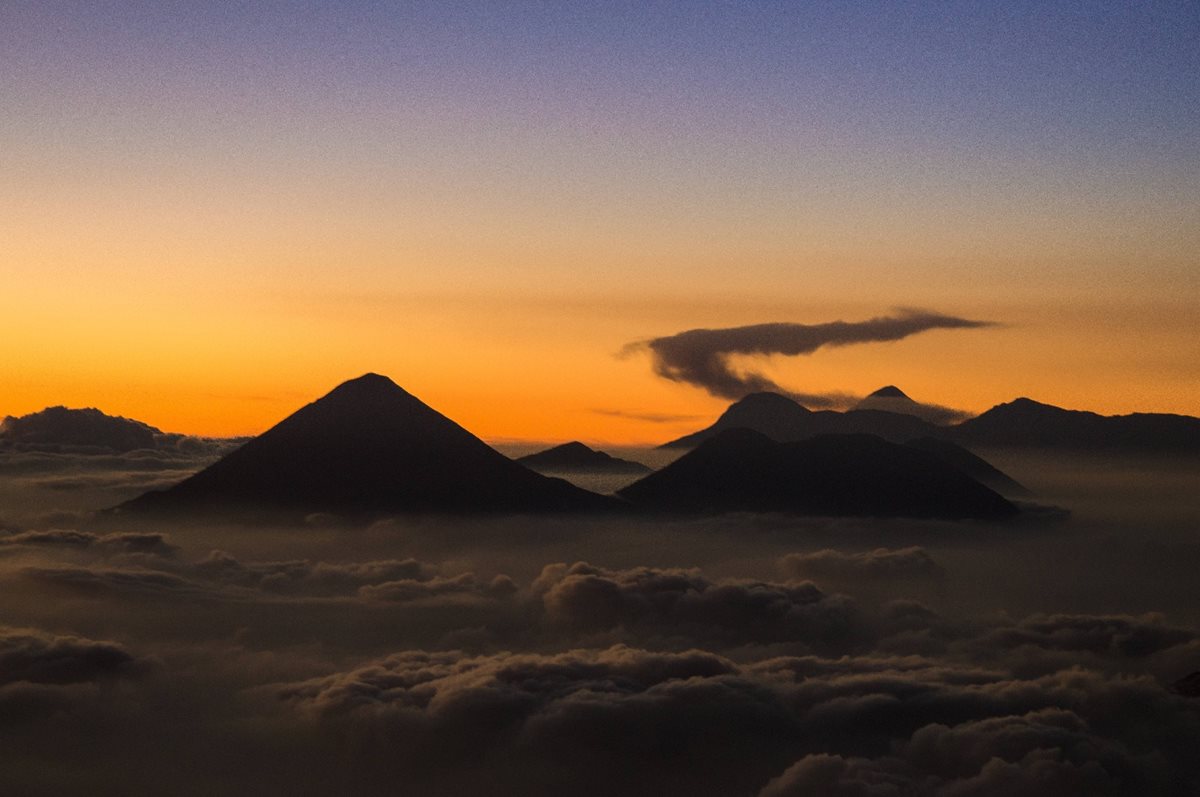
[4,1,1197,443]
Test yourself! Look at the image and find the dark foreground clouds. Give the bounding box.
[270,645,1200,796]
[627,309,994,405]
[0,496,1196,795]
[0,627,1191,796]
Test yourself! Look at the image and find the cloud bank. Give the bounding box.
[0,452,1196,796]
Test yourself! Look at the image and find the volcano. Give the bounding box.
[517,442,651,475]
[951,397,1200,454]
[660,392,936,449]
[115,374,615,519]
[625,429,1018,520]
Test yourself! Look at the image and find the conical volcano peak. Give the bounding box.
[868,385,910,399]
[553,441,594,456]
[658,392,813,449]
[722,392,810,418]
[348,372,394,386]
[115,373,615,518]
[324,372,408,398]
[303,374,433,421]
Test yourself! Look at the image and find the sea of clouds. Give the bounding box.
[0,450,1197,795]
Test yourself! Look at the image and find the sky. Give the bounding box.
[3,0,1198,443]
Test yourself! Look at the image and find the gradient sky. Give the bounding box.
[3,1,1198,443]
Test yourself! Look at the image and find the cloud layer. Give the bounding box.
[0,450,1196,795]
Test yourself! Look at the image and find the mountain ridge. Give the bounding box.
[661,391,1200,456]
[954,397,1200,453]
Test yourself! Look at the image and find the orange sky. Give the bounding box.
[3,4,1197,444]
[4,280,1197,444]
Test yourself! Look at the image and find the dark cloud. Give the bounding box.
[193,551,438,596]
[276,645,797,795]
[759,706,1170,796]
[780,547,946,583]
[0,626,146,732]
[2,529,178,558]
[9,547,518,619]
[0,626,141,687]
[2,529,96,547]
[531,562,859,649]
[269,644,1200,796]
[626,309,994,404]
[19,565,219,600]
[186,551,516,604]
[979,613,1195,659]
[360,572,518,603]
[760,745,1122,796]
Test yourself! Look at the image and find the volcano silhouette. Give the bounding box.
[624,429,1018,519]
[660,392,936,449]
[854,385,917,413]
[951,397,1200,454]
[664,390,1200,459]
[517,442,651,475]
[115,374,615,518]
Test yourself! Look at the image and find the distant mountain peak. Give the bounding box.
[722,392,810,419]
[660,390,934,449]
[952,396,1200,453]
[854,386,971,425]
[737,392,805,407]
[517,441,652,475]
[984,397,1079,418]
[867,385,910,399]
